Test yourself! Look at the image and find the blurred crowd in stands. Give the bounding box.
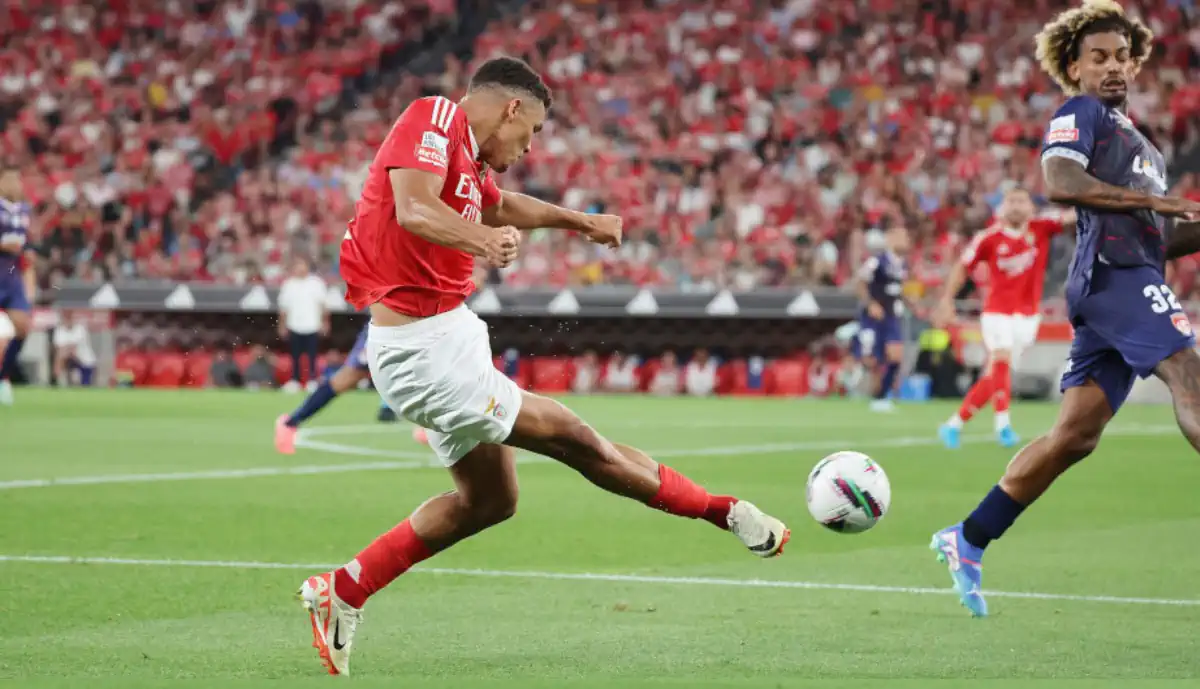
[4,0,1200,301]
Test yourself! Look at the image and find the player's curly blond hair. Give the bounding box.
[1034,0,1154,96]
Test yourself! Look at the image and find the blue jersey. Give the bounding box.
[1040,95,1169,312]
[857,250,907,320]
[0,197,31,279]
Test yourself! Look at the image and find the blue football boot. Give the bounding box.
[930,523,988,617]
[996,425,1020,448]
[938,423,961,450]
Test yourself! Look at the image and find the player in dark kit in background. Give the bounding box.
[0,166,35,407]
[931,0,1200,618]
[274,324,399,454]
[852,225,911,413]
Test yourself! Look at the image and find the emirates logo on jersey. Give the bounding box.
[455,174,483,224]
[995,249,1036,277]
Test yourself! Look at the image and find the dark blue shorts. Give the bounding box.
[1061,264,1195,413]
[852,316,901,361]
[347,324,370,371]
[0,275,30,313]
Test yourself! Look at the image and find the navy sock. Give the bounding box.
[962,485,1026,550]
[0,337,25,380]
[286,380,338,428]
[876,362,898,400]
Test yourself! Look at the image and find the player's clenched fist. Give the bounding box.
[483,225,521,268]
[584,214,623,248]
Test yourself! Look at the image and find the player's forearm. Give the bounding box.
[492,191,594,232]
[941,263,967,303]
[1043,157,1160,212]
[1166,221,1200,260]
[397,197,492,256]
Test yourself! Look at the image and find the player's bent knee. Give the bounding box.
[460,489,518,527]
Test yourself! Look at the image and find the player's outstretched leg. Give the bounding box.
[275,366,369,454]
[506,392,789,557]
[940,371,994,449]
[300,444,517,675]
[932,382,1111,617]
[1153,348,1200,453]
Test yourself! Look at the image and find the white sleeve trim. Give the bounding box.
[1041,147,1089,168]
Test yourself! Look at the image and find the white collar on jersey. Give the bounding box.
[467,121,480,161]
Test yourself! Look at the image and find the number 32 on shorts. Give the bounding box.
[1144,283,1183,314]
[1144,283,1193,335]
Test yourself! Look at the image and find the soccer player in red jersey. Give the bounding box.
[935,188,1073,448]
[297,57,790,676]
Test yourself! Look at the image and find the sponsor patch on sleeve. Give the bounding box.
[1045,129,1079,144]
[1045,114,1079,144]
[416,131,450,168]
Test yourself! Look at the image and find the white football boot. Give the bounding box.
[297,572,362,676]
[727,501,790,558]
[0,380,12,406]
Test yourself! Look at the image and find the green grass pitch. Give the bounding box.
[2,389,1199,686]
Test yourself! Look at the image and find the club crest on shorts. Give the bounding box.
[484,396,507,419]
[1171,312,1193,336]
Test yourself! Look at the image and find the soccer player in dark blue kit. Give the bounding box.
[931,0,1200,617]
[274,324,403,454]
[0,166,35,407]
[852,224,911,413]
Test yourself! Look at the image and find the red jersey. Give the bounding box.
[340,96,501,317]
[960,218,1064,315]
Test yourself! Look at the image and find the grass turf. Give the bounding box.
[2,389,1199,685]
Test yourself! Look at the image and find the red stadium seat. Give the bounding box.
[145,353,187,388]
[530,357,573,393]
[182,351,213,388]
[638,359,660,392]
[113,350,150,386]
[718,359,762,396]
[274,355,295,387]
[766,360,809,397]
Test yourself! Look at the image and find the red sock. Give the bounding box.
[647,464,734,531]
[956,374,994,423]
[992,360,1011,414]
[333,519,432,608]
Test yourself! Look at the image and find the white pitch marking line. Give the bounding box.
[0,554,1196,608]
[0,424,1180,492]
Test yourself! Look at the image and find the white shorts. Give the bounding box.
[979,312,1042,358]
[367,305,523,466]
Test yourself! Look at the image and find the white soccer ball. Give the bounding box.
[805,451,891,533]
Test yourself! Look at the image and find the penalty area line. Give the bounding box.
[0,554,1196,608]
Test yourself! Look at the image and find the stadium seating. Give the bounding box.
[12,0,1199,300]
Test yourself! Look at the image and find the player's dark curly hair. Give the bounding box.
[469,57,553,110]
[1035,0,1154,96]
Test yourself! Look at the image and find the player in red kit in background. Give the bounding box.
[935,188,1074,448]
[298,57,790,677]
